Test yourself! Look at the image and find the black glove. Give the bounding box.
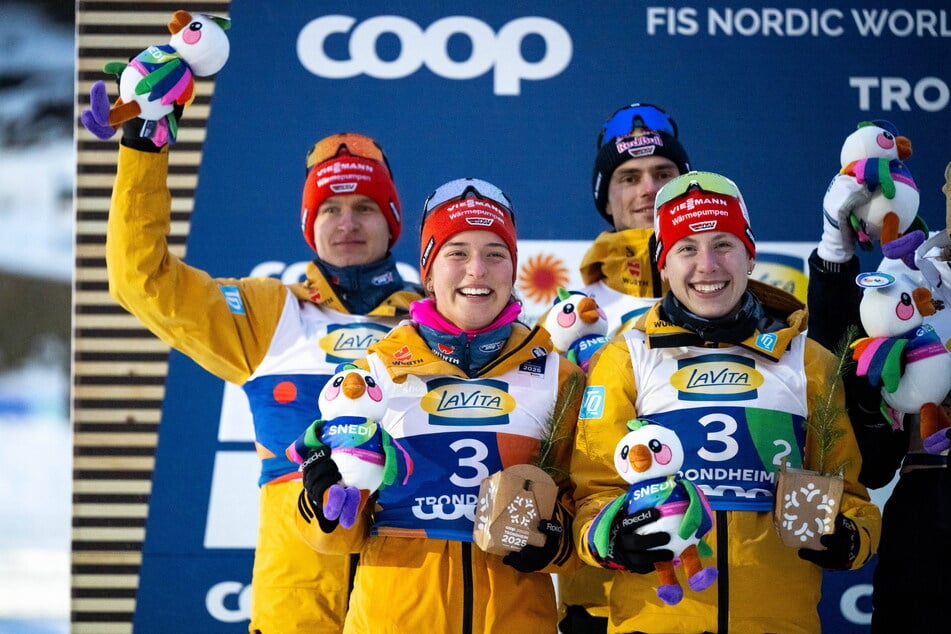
[119,103,184,153]
[607,507,673,574]
[503,503,573,572]
[296,444,343,534]
[798,513,860,570]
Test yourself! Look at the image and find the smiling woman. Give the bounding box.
[418,178,519,331]
[570,171,881,633]
[293,177,586,633]
[653,171,757,320]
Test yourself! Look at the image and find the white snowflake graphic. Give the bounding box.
[780,483,838,542]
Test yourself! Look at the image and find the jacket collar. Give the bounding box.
[579,228,664,296]
[637,280,808,362]
[370,322,555,380]
[288,260,421,317]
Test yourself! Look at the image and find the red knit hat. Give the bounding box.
[300,133,401,253]
[419,178,517,284]
[653,171,756,270]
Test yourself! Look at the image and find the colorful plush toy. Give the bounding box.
[852,271,951,453]
[838,120,926,265]
[592,419,717,605]
[287,364,413,528]
[542,287,608,372]
[81,10,231,146]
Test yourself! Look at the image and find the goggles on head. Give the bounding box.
[654,170,742,211]
[421,178,515,229]
[597,102,679,148]
[306,133,390,171]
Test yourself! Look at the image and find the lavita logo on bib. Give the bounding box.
[670,353,764,401]
[319,322,392,363]
[420,377,516,425]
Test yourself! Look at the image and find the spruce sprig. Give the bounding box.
[535,371,584,479]
[805,324,858,476]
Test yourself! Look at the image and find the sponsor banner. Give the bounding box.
[137,1,947,629]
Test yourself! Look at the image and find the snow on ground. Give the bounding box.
[0,363,70,633]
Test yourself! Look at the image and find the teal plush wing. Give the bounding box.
[286,418,326,464]
[590,495,627,560]
[380,427,414,487]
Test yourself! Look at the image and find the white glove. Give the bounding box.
[817,174,872,264]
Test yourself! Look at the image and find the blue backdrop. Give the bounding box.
[135,1,950,630]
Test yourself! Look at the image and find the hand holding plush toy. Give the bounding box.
[288,364,412,529]
[81,10,231,146]
[852,271,951,453]
[543,287,608,372]
[836,120,927,266]
[587,419,717,605]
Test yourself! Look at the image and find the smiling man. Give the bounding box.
[579,103,692,335]
[560,102,692,633]
[106,128,422,632]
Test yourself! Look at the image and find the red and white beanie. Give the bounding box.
[419,195,518,284]
[300,135,401,253]
[653,172,756,270]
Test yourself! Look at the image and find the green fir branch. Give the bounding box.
[805,324,858,476]
[535,371,584,479]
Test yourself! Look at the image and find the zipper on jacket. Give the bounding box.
[477,324,540,376]
[347,553,358,604]
[462,542,474,634]
[648,233,663,292]
[716,510,729,634]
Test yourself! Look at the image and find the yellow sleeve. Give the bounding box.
[106,145,287,384]
[803,339,882,569]
[570,337,639,566]
[531,357,586,574]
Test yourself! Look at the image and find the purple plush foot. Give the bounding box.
[881,230,925,264]
[324,484,347,521]
[923,429,951,455]
[338,487,362,529]
[688,566,718,592]
[656,583,683,606]
[81,80,117,140]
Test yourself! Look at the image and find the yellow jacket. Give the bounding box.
[561,227,666,622]
[106,145,420,633]
[297,322,585,633]
[572,283,881,633]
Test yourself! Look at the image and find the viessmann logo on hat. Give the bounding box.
[318,160,374,175]
[668,196,732,220]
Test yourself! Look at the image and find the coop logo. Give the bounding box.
[297,15,573,95]
[205,582,252,623]
[413,492,478,521]
[670,354,763,401]
[420,378,515,425]
[319,323,392,363]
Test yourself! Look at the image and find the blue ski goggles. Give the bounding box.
[597,102,679,148]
